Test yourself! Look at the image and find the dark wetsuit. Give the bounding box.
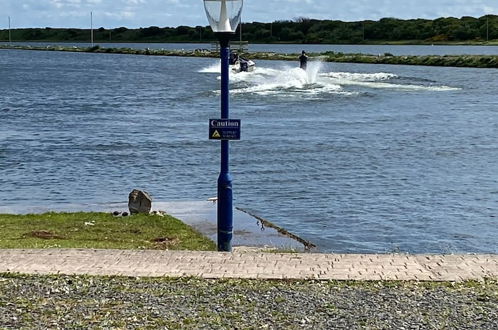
[239,57,249,72]
[229,52,238,65]
[299,54,308,70]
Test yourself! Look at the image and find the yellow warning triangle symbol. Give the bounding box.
[212,130,221,138]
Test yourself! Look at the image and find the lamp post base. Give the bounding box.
[217,170,233,252]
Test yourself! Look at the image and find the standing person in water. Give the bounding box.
[299,50,308,70]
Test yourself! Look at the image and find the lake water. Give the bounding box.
[4,41,498,56]
[1,48,497,254]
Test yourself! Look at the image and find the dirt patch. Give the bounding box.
[151,237,180,249]
[24,230,65,240]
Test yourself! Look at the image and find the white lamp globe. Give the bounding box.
[203,0,243,33]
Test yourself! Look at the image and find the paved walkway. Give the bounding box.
[1,249,497,281]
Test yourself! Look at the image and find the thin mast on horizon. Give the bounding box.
[91,11,94,46]
[8,16,11,44]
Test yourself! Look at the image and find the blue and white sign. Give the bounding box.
[209,119,241,140]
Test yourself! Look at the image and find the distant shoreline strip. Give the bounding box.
[1,44,498,68]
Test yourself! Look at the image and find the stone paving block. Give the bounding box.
[1,249,498,281]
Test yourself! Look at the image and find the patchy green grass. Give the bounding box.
[0,212,216,251]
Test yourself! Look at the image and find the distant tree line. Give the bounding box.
[1,15,497,44]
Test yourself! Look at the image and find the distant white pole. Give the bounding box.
[8,16,11,44]
[91,11,94,46]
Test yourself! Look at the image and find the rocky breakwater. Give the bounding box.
[2,44,498,68]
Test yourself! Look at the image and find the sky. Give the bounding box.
[2,0,498,29]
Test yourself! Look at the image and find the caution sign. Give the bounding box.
[209,119,241,140]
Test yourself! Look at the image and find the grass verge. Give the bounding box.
[0,212,216,251]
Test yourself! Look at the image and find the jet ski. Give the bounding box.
[229,52,255,73]
[231,58,255,73]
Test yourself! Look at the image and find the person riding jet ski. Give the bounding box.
[239,57,249,72]
[229,51,239,65]
[299,50,308,70]
[229,51,254,73]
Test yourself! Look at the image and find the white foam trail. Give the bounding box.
[199,61,221,73]
[322,72,397,81]
[229,80,343,96]
[200,62,459,96]
[322,71,459,91]
[226,60,347,96]
[353,81,459,91]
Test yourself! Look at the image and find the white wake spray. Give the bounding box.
[199,60,459,97]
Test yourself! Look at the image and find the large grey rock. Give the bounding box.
[128,189,152,215]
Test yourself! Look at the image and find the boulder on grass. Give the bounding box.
[128,189,152,215]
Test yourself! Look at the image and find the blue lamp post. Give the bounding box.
[204,0,243,252]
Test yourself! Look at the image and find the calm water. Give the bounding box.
[4,41,498,56]
[1,49,497,253]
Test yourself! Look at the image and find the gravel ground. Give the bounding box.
[0,274,497,329]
